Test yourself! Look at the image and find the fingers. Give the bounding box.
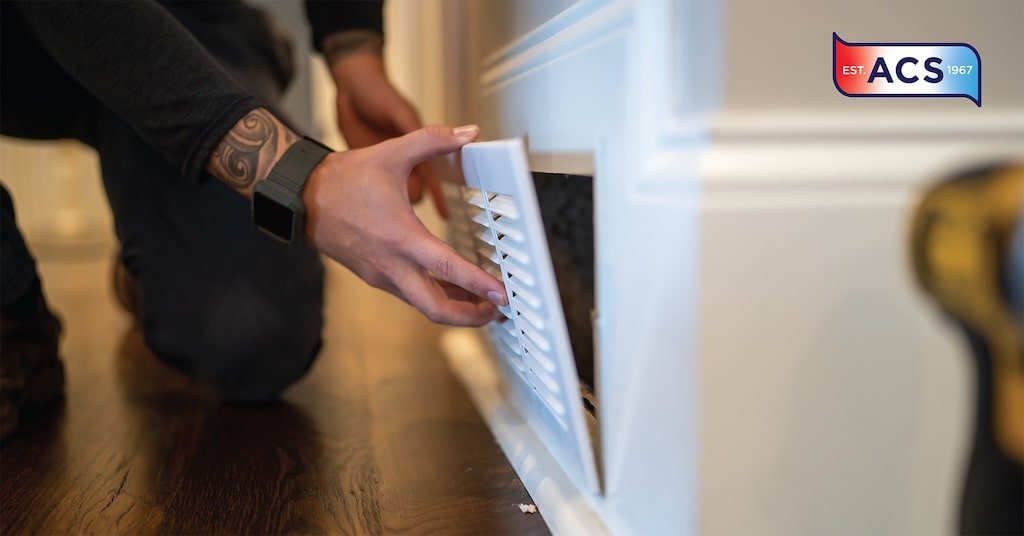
[336,114,386,149]
[372,254,498,326]
[393,264,499,327]
[405,230,508,308]
[413,161,449,219]
[407,162,426,205]
[388,125,473,218]
[436,279,488,304]
[384,125,480,174]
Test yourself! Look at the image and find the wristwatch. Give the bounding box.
[252,137,332,243]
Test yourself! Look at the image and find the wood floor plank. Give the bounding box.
[1,255,549,535]
[327,269,546,535]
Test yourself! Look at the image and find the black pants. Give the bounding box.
[0,3,324,402]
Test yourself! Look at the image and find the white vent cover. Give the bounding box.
[440,139,599,495]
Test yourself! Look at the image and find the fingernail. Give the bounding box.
[453,124,479,141]
[487,290,507,306]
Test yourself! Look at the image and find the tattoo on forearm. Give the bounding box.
[208,108,298,193]
[322,29,383,64]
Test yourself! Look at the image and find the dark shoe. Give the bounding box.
[0,295,65,442]
[112,253,142,324]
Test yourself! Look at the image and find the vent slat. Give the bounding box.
[531,378,567,419]
[471,211,493,228]
[490,325,525,366]
[491,219,525,242]
[520,336,556,373]
[502,258,535,286]
[466,190,487,207]
[476,244,500,265]
[495,240,528,263]
[486,194,519,218]
[526,360,560,394]
[519,324,552,354]
[496,303,515,319]
[506,278,541,310]
[512,297,545,331]
[475,228,496,246]
[497,345,526,374]
[484,264,503,280]
[500,318,518,337]
[505,272,534,291]
[479,254,499,270]
[495,325,519,352]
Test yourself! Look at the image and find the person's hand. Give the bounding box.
[329,48,448,217]
[301,124,508,326]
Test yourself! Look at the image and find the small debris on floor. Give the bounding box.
[518,503,537,514]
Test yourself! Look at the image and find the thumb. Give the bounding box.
[387,125,479,173]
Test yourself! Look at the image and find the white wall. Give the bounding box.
[0,138,111,253]
[723,0,1024,110]
[443,0,1024,534]
[699,3,1022,531]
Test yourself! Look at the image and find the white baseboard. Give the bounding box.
[441,328,610,536]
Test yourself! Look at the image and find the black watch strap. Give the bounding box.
[267,136,332,198]
[253,137,332,243]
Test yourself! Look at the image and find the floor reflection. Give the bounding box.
[111,327,334,533]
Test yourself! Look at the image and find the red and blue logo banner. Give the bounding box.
[833,33,981,107]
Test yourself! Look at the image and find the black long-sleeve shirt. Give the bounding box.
[10,1,382,183]
[306,0,383,51]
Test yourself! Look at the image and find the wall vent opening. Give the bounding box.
[532,172,595,393]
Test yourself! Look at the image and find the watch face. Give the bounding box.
[254,190,295,241]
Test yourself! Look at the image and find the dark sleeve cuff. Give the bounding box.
[305,0,384,53]
[184,95,263,183]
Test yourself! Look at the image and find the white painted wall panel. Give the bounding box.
[438,0,1024,534]
[724,0,1024,110]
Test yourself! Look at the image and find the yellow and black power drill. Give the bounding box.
[911,162,1023,535]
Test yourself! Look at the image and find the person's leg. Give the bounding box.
[0,2,83,441]
[94,112,324,401]
[0,185,65,441]
[89,5,324,402]
[1,1,324,403]
[0,185,44,319]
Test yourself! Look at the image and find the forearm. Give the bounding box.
[322,29,383,64]
[206,108,300,198]
[322,29,386,88]
[15,1,258,183]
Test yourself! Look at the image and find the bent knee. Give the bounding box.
[143,279,323,402]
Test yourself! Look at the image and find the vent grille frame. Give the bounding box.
[441,139,600,495]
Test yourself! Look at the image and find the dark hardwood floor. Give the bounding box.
[1,249,548,535]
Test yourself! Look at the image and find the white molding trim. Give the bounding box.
[626,112,1024,209]
[442,329,611,536]
[481,0,617,70]
[527,151,595,176]
[479,0,631,95]
[708,110,1024,140]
